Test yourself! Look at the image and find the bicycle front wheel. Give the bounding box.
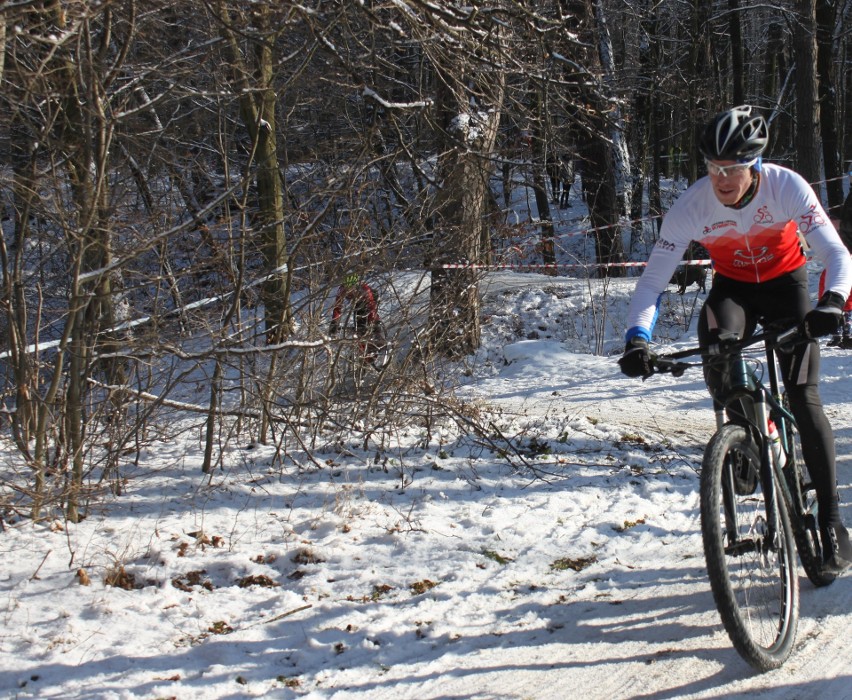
[700,424,799,671]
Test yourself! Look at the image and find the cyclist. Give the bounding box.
[824,174,852,348]
[819,269,852,348]
[329,273,384,367]
[618,105,852,573]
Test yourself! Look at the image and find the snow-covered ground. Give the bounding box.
[4,266,852,700]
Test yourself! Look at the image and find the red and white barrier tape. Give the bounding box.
[440,259,712,270]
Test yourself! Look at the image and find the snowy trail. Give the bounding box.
[416,342,852,700]
[5,275,852,700]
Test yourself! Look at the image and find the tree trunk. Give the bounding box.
[686,0,713,183]
[794,0,822,186]
[6,128,39,452]
[531,93,556,273]
[765,22,794,160]
[0,7,6,82]
[728,0,745,105]
[593,0,632,219]
[816,0,843,207]
[842,32,850,167]
[560,0,626,276]
[629,0,658,252]
[217,3,293,344]
[580,136,626,277]
[428,56,505,357]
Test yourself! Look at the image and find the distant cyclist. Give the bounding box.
[619,105,852,573]
[825,173,852,348]
[819,269,852,348]
[329,273,384,367]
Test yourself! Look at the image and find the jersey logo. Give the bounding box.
[799,204,826,234]
[753,206,773,224]
[733,246,772,266]
[704,220,736,235]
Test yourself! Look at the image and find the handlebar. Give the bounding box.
[647,325,806,377]
[651,356,692,377]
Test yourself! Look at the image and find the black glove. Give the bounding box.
[619,338,654,378]
[329,321,338,336]
[802,292,845,338]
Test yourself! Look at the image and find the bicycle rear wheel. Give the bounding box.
[700,424,799,671]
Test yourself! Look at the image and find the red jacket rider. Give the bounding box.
[329,274,380,336]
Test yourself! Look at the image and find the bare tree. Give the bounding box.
[794,0,822,184]
[3,0,852,521]
[625,0,659,249]
[3,1,134,520]
[816,0,844,207]
[728,0,746,106]
[213,1,293,344]
[425,8,506,356]
[562,0,626,277]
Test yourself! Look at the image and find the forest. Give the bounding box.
[1,0,851,522]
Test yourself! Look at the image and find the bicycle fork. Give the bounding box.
[754,398,784,555]
[720,392,784,557]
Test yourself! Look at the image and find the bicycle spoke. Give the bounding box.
[783,414,836,587]
[701,425,798,671]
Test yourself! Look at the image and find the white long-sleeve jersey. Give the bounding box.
[625,163,852,342]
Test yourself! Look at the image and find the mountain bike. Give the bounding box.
[648,324,835,672]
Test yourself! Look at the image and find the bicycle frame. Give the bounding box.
[648,325,832,670]
[655,327,801,519]
[716,343,794,553]
[656,327,795,435]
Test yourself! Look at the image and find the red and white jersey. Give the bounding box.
[625,163,852,339]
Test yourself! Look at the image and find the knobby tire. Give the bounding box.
[700,424,799,672]
[782,416,836,587]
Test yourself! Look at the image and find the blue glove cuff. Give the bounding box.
[625,327,651,344]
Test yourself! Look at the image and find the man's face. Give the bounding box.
[706,159,756,206]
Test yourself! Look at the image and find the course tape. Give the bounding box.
[440,259,712,270]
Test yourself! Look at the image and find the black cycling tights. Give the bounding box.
[697,267,840,527]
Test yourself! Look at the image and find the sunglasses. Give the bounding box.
[705,157,759,177]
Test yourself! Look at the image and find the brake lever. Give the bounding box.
[648,358,690,378]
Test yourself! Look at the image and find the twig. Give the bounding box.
[487,421,533,470]
[245,604,313,629]
[30,550,51,581]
